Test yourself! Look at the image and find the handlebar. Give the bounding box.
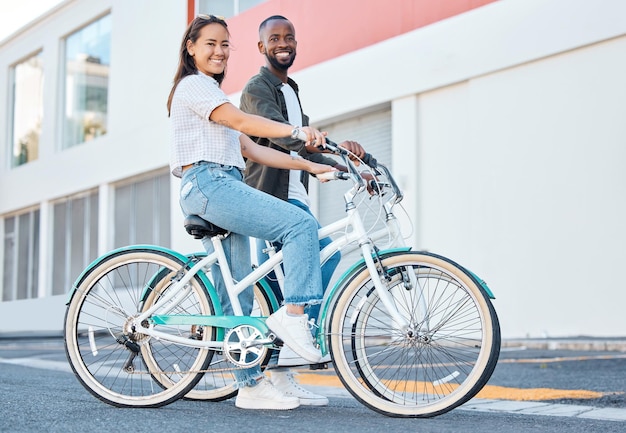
[323,139,378,169]
[299,134,403,204]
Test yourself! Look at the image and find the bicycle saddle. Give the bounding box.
[184,215,229,239]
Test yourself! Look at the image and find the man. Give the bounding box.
[240,15,367,407]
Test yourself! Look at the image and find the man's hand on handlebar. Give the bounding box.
[305,139,366,164]
[360,170,379,195]
[338,140,366,165]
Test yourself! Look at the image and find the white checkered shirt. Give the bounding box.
[170,73,245,178]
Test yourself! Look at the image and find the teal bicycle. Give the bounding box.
[64,141,500,417]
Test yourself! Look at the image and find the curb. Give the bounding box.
[501,338,626,353]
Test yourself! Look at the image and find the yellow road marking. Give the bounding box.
[291,353,624,402]
[475,385,604,400]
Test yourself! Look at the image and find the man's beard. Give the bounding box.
[266,52,296,71]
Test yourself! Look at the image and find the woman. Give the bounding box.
[167,15,333,410]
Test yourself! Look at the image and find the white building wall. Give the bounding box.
[0,0,189,333]
[417,37,626,338]
[1,0,625,338]
[291,0,626,338]
[0,0,185,213]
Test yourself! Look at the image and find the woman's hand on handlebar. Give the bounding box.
[306,161,337,183]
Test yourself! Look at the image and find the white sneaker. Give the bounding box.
[270,370,329,407]
[235,377,300,410]
[278,344,332,367]
[266,306,323,363]
[319,352,332,364]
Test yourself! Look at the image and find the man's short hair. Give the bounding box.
[259,15,290,34]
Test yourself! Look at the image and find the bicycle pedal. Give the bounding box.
[309,362,329,370]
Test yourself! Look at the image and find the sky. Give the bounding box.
[0,0,64,41]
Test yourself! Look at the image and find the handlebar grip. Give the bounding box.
[321,138,340,153]
[316,171,350,181]
[362,153,377,168]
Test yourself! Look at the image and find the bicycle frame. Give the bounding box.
[132,199,409,352]
[131,147,412,354]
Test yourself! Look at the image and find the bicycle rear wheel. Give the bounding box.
[64,248,214,408]
[329,251,500,417]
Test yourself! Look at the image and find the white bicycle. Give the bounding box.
[64,140,500,417]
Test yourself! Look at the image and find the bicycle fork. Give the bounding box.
[358,240,411,332]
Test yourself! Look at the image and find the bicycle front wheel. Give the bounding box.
[328,251,500,418]
[64,248,215,408]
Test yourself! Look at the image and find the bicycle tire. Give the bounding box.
[64,248,214,408]
[328,251,500,417]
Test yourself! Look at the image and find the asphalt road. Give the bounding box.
[0,338,624,433]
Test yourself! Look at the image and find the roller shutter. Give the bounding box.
[315,108,392,282]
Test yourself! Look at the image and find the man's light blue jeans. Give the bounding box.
[179,162,324,386]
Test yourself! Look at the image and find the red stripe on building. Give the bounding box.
[188,0,499,93]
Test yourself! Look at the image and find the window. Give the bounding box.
[51,192,99,296]
[197,0,266,18]
[63,14,111,149]
[114,172,171,248]
[2,209,40,301]
[10,52,43,167]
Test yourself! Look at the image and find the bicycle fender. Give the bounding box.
[256,277,282,312]
[411,250,496,300]
[461,267,495,299]
[66,245,223,316]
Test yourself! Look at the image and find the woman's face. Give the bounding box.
[187,22,230,77]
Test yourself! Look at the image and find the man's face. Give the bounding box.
[259,19,297,71]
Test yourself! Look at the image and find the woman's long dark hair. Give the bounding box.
[167,15,229,116]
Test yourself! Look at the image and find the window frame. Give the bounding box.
[50,190,99,296]
[112,170,172,249]
[2,207,40,301]
[8,49,44,169]
[196,0,267,18]
[60,12,112,150]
